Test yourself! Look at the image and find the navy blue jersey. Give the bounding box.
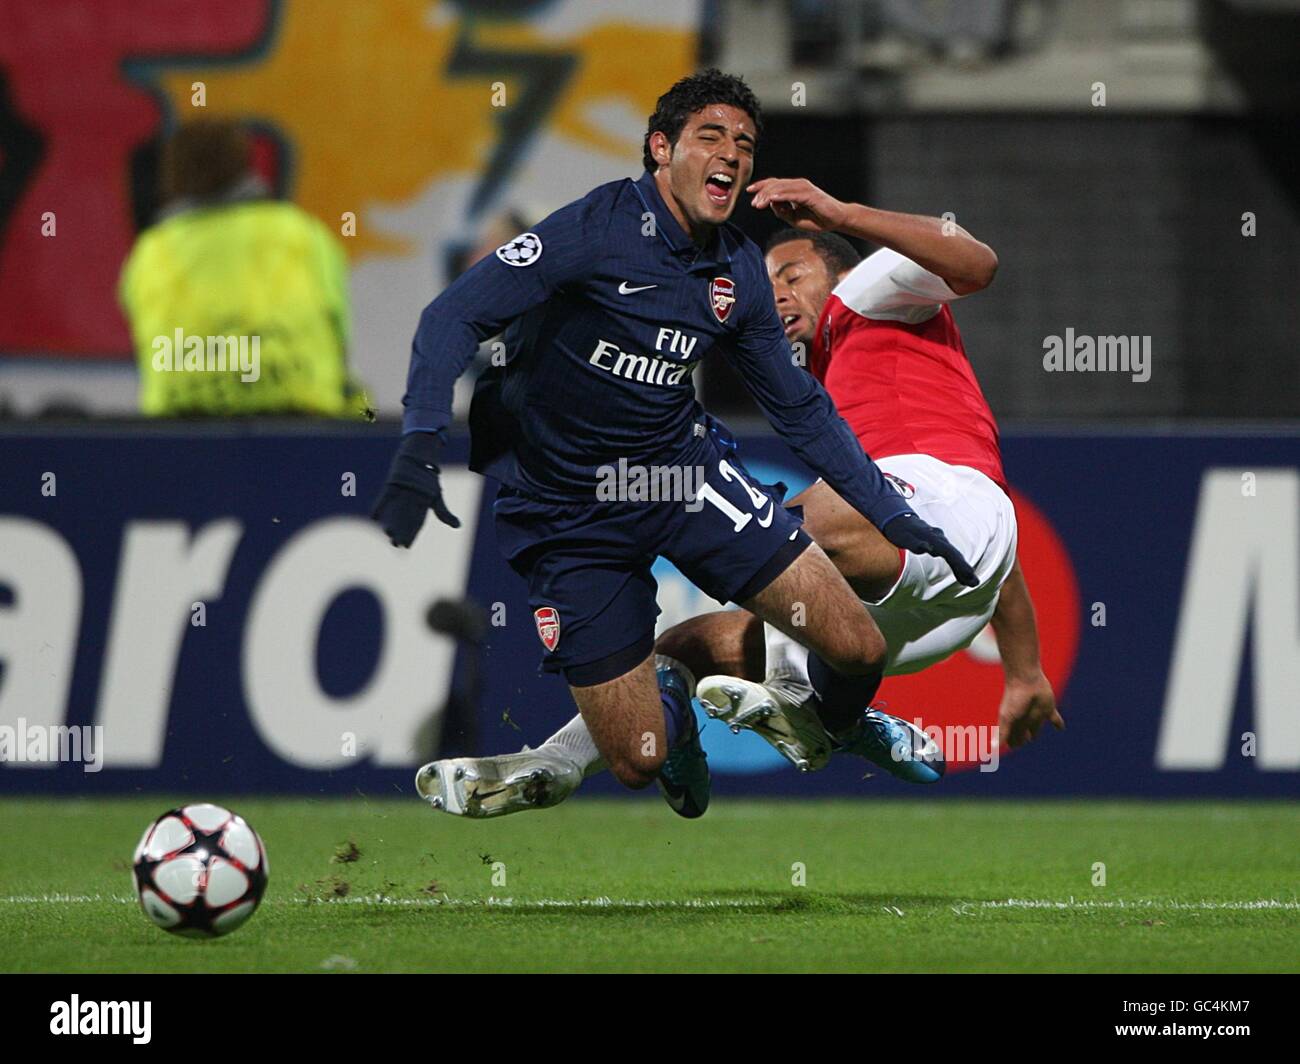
[402,171,909,528]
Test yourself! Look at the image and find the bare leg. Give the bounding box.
[741,539,885,675]
[550,485,901,785]
[569,653,665,790]
[415,653,676,817]
[656,610,765,684]
[790,480,903,604]
[654,480,901,682]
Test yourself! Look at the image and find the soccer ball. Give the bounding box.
[132,803,268,938]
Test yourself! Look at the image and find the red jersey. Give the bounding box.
[811,249,1007,492]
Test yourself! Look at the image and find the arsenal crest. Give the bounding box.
[710,276,736,323]
[534,606,561,652]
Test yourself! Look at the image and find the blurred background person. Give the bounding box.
[118,119,359,417]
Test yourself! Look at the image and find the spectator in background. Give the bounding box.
[458,206,535,276]
[119,119,358,416]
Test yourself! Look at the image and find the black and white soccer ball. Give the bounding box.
[132,803,269,938]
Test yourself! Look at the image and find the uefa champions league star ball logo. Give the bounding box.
[496,232,543,267]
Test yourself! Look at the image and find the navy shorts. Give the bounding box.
[493,434,810,685]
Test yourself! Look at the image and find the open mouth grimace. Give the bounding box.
[705,171,734,205]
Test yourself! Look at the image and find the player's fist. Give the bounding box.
[371,431,460,548]
[747,177,849,233]
[878,510,980,588]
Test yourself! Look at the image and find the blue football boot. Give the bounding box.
[836,708,945,784]
[655,661,711,819]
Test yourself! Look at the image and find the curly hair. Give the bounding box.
[643,69,762,172]
[765,227,862,278]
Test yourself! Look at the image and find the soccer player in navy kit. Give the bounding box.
[372,71,975,819]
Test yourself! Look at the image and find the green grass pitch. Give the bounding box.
[0,797,1296,973]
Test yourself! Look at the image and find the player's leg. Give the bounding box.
[416,643,703,817]
[690,538,889,770]
[792,478,909,606]
[656,481,904,726]
[575,479,930,774]
[417,490,701,818]
[711,457,1016,780]
[567,650,708,817]
[696,531,943,781]
[741,536,884,677]
[654,609,765,685]
[568,652,665,789]
[516,533,896,786]
[651,438,896,772]
[690,475,925,777]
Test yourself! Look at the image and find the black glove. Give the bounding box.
[878,510,980,588]
[371,432,460,547]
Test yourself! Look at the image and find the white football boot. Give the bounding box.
[415,746,582,818]
[696,675,833,772]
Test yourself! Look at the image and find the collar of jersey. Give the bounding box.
[632,171,733,273]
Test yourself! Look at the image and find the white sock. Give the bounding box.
[541,714,606,779]
[763,622,812,690]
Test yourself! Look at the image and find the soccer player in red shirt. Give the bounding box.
[659,177,1063,776]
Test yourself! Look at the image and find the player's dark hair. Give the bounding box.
[765,228,861,279]
[161,119,252,202]
[643,69,763,172]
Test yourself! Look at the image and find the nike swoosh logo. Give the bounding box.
[618,282,657,295]
[757,502,774,528]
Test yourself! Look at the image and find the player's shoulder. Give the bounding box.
[580,177,637,207]
[718,224,770,306]
[538,178,635,238]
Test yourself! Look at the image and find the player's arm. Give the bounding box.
[401,202,595,436]
[725,293,979,587]
[373,202,597,547]
[748,177,997,295]
[989,557,1064,748]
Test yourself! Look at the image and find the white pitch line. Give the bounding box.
[294,896,779,909]
[978,897,1300,911]
[1,894,1297,911]
[0,893,772,910]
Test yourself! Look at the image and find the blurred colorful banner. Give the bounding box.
[2,426,1297,797]
[0,0,699,397]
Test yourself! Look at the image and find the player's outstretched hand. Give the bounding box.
[371,431,460,548]
[999,671,1064,749]
[747,177,849,233]
[879,511,980,588]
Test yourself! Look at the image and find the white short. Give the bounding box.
[767,453,1018,680]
